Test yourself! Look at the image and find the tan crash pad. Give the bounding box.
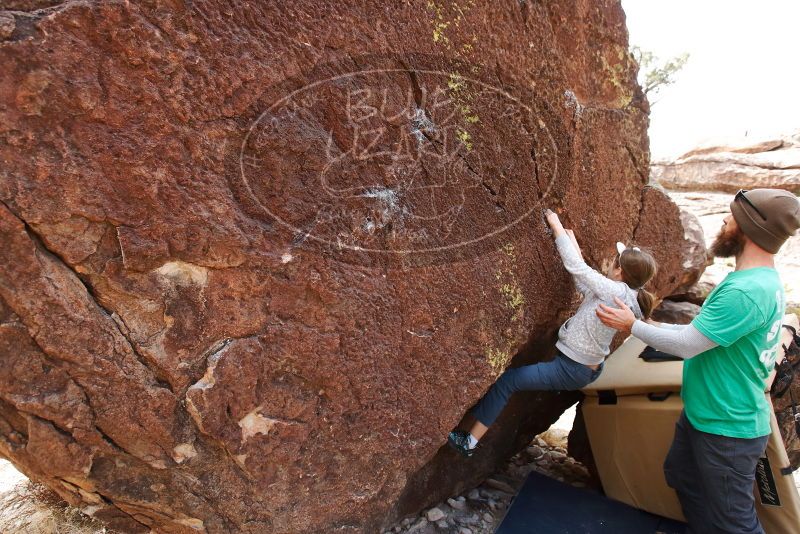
[581,314,800,532]
[582,394,684,520]
[758,405,800,534]
[582,336,682,397]
[583,394,800,531]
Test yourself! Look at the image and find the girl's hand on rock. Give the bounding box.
[545,209,564,236]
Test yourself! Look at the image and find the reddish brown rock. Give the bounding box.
[672,208,711,295]
[651,300,702,325]
[666,276,717,306]
[632,186,709,300]
[0,1,695,532]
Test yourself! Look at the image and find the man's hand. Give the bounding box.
[545,209,565,237]
[596,297,636,335]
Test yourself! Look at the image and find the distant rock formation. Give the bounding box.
[651,132,800,193]
[665,277,716,307]
[651,300,702,325]
[0,1,703,532]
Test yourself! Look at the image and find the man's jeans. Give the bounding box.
[472,352,602,426]
[664,411,769,534]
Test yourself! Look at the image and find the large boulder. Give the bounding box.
[666,275,717,306]
[0,1,695,532]
[651,300,702,325]
[651,132,800,193]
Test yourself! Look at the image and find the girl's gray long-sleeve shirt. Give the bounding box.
[553,234,642,366]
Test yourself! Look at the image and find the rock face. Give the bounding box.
[0,1,696,532]
[651,300,701,325]
[666,276,716,306]
[632,187,708,300]
[651,132,800,193]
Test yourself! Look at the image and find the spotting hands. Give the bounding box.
[596,297,637,335]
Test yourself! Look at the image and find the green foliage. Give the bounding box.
[631,45,689,106]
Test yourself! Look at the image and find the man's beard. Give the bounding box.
[710,224,746,258]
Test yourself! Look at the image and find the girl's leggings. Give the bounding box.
[471,352,603,427]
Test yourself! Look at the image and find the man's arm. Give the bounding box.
[597,297,718,358]
[646,319,685,330]
[631,321,718,359]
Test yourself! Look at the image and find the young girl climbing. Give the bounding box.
[448,209,658,457]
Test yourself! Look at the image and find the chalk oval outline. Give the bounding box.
[238,68,559,255]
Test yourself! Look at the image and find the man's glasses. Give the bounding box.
[735,189,767,221]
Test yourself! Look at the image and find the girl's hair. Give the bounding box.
[614,247,658,319]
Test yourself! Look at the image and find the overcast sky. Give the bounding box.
[621,0,800,159]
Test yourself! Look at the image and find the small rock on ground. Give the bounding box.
[426,507,445,522]
[408,517,428,532]
[484,477,515,494]
[446,497,467,511]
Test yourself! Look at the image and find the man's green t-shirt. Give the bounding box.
[686,267,785,438]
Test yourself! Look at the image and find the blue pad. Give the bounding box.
[495,471,687,534]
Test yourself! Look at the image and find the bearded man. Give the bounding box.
[597,189,800,534]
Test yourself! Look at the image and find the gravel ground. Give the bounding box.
[380,428,588,534]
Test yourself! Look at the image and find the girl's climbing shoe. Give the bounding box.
[448,430,475,458]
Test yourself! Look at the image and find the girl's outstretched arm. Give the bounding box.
[565,229,583,260]
[545,210,624,298]
[565,229,589,295]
